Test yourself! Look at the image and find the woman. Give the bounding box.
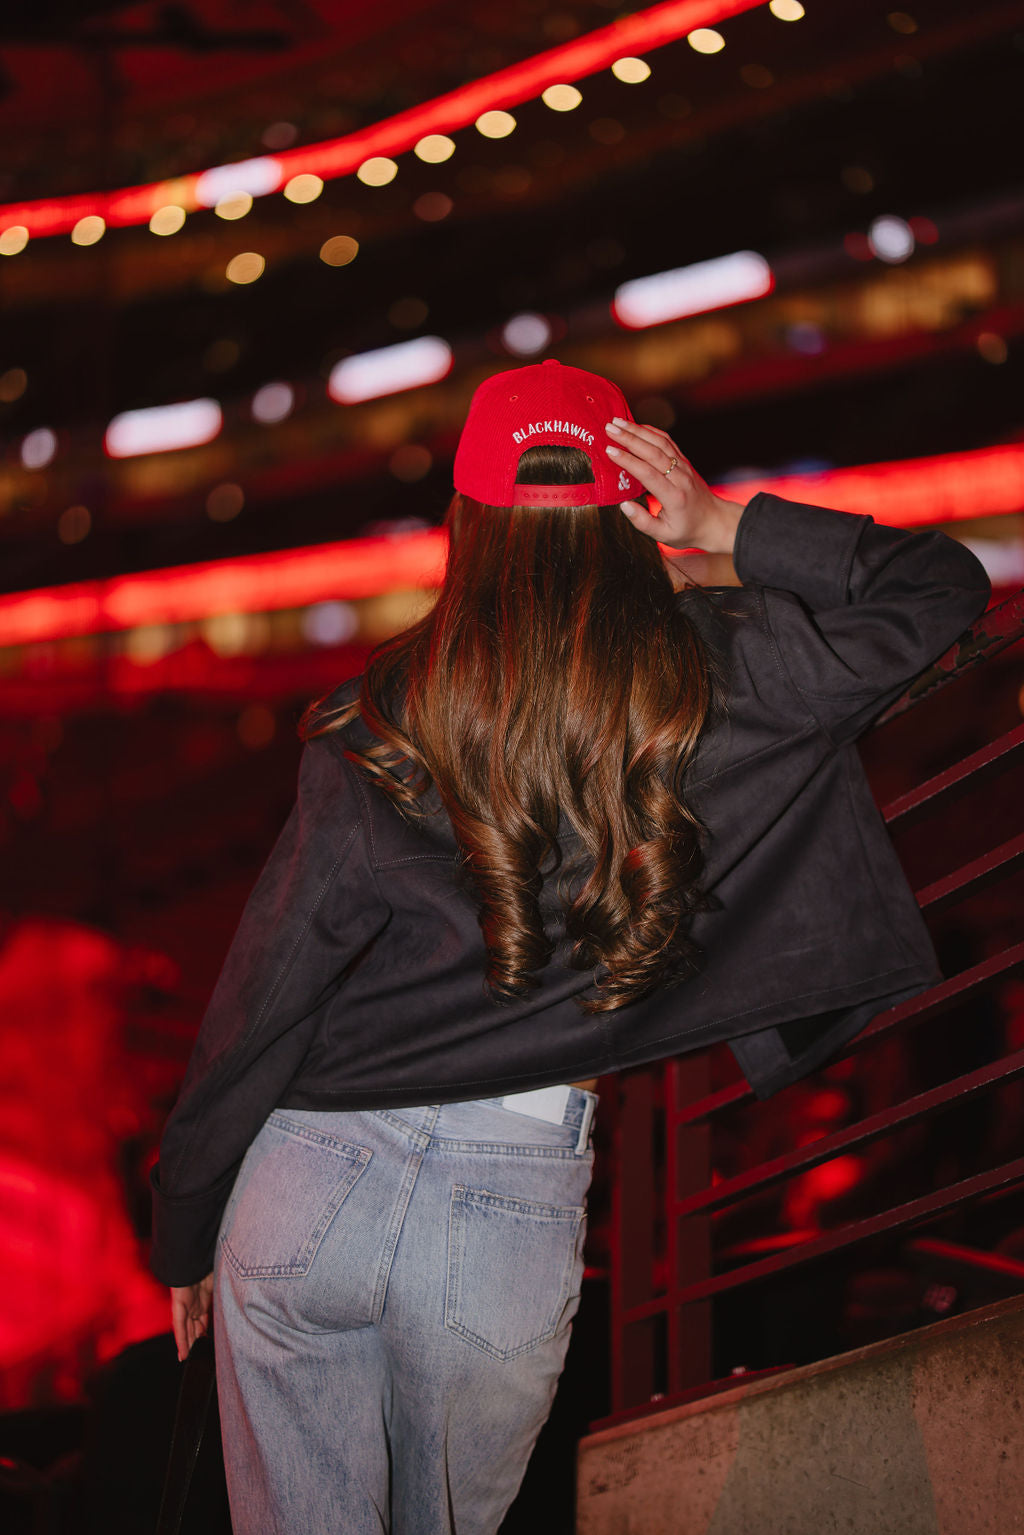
[152,360,989,1533]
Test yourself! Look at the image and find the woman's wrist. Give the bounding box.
[690,495,745,555]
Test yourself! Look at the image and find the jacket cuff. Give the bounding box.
[149,1161,238,1287]
[734,492,869,610]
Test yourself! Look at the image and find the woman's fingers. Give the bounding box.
[607,418,690,474]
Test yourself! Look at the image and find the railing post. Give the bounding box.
[667,1054,713,1392]
[610,1067,658,1411]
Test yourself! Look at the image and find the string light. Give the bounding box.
[769,0,805,19]
[357,157,398,186]
[215,192,253,220]
[414,135,456,163]
[149,205,186,236]
[475,110,516,139]
[688,28,725,53]
[71,215,105,246]
[0,226,29,255]
[541,84,583,111]
[283,173,325,203]
[611,57,651,83]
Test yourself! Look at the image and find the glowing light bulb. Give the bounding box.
[611,57,651,83]
[283,174,325,203]
[541,84,582,111]
[688,28,725,53]
[414,135,456,163]
[475,111,516,139]
[150,205,186,236]
[357,157,398,186]
[0,226,29,255]
[71,215,105,246]
[215,192,253,220]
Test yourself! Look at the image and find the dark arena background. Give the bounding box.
[1,3,1023,1532]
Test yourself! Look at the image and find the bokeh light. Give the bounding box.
[688,28,725,54]
[414,135,456,163]
[283,174,324,204]
[149,205,186,236]
[769,0,805,19]
[0,367,27,402]
[541,84,583,112]
[21,427,57,470]
[611,57,651,83]
[58,505,91,544]
[501,312,553,356]
[388,444,433,482]
[215,192,253,221]
[71,216,105,246]
[357,157,398,186]
[0,226,29,255]
[413,193,453,222]
[475,111,516,139]
[320,235,359,266]
[225,252,266,284]
[206,483,245,521]
[302,601,359,646]
[868,215,915,263]
[251,382,295,423]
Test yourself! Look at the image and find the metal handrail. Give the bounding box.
[603,587,1024,1420]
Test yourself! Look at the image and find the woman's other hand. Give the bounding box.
[171,1273,214,1362]
[605,419,744,554]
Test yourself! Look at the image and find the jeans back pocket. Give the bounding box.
[222,1113,371,1279]
[445,1185,585,1361]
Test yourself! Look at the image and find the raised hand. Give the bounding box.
[605,418,744,554]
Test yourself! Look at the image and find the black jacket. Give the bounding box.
[150,494,990,1285]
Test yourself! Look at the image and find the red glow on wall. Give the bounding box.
[0,441,1020,651]
[0,0,761,240]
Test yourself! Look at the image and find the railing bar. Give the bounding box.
[672,1078,751,1126]
[669,944,1024,1126]
[674,1047,1024,1217]
[879,590,1024,723]
[621,1156,1024,1318]
[882,722,1024,826]
[908,1236,1024,1280]
[916,831,1024,911]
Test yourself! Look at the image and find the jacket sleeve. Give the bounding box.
[150,736,390,1286]
[733,492,991,742]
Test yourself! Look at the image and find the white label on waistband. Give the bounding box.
[498,1085,572,1125]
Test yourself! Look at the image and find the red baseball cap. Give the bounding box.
[453,359,645,508]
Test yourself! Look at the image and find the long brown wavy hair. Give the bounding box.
[303,444,711,1013]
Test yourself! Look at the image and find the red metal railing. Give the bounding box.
[601,589,1024,1423]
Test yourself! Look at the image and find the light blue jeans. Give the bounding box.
[213,1089,597,1534]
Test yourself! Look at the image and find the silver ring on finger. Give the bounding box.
[665,456,679,477]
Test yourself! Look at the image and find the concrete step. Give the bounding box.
[577,1293,1024,1534]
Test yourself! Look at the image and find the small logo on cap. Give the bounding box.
[618,470,631,492]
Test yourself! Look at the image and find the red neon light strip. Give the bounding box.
[1,442,1020,649]
[0,0,759,240]
[0,530,447,648]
